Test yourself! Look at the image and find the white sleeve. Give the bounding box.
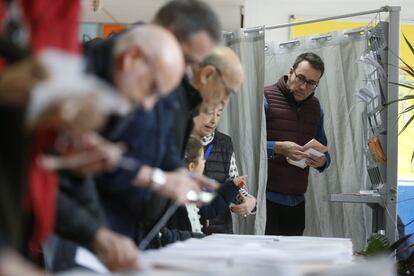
[228,152,239,178]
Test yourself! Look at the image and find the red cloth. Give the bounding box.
[21,0,81,253]
[0,0,81,253]
[26,130,58,253]
[19,0,80,54]
[0,0,80,72]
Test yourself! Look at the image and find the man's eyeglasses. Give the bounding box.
[214,66,237,98]
[293,71,319,90]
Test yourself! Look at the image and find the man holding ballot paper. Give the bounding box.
[264,52,331,236]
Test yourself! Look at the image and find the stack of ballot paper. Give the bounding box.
[72,235,394,276]
[138,234,354,275]
[287,139,328,168]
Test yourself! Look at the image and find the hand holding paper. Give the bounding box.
[305,151,327,168]
[287,139,327,169]
[275,141,306,161]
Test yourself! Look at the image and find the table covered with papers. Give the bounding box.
[64,234,395,276]
[138,234,394,276]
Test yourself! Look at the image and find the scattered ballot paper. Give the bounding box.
[75,247,109,273]
[287,139,327,169]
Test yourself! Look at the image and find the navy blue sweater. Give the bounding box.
[95,95,184,243]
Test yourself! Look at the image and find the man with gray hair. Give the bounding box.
[50,24,189,272]
[86,24,185,111]
[192,46,244,107]
[164,46,245,242]
[90,22,220,249]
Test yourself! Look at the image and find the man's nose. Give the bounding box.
[299,82,308,90]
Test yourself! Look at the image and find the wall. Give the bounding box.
[244,0,414,43]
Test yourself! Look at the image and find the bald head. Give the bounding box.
[192,46,244,106]
[113,24,185,110]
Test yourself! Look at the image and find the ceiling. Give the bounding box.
[81,0,414,32]
[81,0,245,31]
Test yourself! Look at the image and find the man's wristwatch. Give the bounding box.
[150,168,166,190]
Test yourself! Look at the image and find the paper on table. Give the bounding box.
[74,247,109,273]
[140,234,353,273]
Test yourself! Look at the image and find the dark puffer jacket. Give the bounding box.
[201,131,236,234]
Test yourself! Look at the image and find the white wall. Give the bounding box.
[81,0,244,32]
[82,0,414,42]
[244,0,414,42]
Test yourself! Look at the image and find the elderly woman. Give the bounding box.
[192,104,257,234]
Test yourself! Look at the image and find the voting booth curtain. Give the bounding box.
[219,27,268,235]
[221,27,374,251]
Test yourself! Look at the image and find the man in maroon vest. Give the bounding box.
[264,52,331,236]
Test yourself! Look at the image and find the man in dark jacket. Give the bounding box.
[95,46,245,246]
[48,24,186,271]
[153,0,222,156]
[265,52,331,236]
[163,46,245,240]
[124,0,225,246]
[84,23,216,250]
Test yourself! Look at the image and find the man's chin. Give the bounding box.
[293,95,305,102]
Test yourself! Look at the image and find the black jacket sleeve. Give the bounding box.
[199,180,239,220]
[55,174,106,247]
[159,227,205,246]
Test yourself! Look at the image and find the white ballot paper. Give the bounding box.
[287,139,327,169]
[75,247,109,273]
[139,234,353,276]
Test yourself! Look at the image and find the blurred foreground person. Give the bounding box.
[45,24,187,272]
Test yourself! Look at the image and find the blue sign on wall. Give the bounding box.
[398,183,414,235]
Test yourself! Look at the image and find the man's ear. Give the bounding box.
[116,46,144,72]
[199,65,216,85]
[188,162,195,171]
[288,67,294,76]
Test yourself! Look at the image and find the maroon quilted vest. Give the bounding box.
[265,76,321,195]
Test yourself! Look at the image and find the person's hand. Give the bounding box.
[135,167,218,204]
[32,93,107,133]
[232,175,247,189]
[275,141,305,161]
[90,228,139,272]
[305,154,326,168]
[0,58,48,105]
[0,249,47,276]
[158,171,202,204]
[40,132,124,176]
[187,170,219,191]
[230,193,256,217]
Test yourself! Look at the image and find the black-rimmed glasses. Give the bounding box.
[293,71,319,90]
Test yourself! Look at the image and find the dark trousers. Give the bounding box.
[265,200,305,236]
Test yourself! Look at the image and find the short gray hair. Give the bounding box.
[199,52,225,75]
